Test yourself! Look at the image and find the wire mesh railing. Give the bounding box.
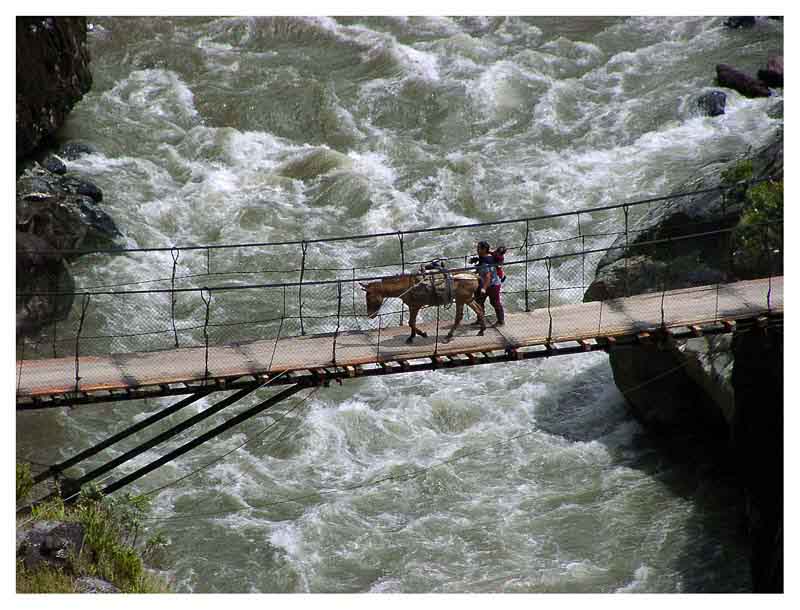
[16,178,783,399]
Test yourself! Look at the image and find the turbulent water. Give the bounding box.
[17,16,783,592]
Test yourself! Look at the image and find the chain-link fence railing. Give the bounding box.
[16,179,783,399]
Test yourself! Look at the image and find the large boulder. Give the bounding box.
[74,577,121,593]
[716,64,771,98]
[758,54,783,88]
[724,16,757,28]
[16,166,120,338]
[16,232,75,337]
[16,17,92,159]
[17,167,119,254]
[697,90,727,117]
[17,521,85,572]
[585,135,782,303]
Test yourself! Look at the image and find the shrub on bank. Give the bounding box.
[16,468,172,593]
[722,161,783,278]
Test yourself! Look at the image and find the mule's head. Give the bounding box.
[360,282,384,318]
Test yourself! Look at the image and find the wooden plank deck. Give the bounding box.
[16,277,782,402]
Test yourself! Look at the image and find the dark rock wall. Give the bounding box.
[731,326,783,592]
[16,17,92,159]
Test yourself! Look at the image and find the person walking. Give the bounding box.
[473,240,505,326]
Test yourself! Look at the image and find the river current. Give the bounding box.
[16,16,783,592]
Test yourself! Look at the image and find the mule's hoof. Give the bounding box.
[419,331,428,338]
[445,333,454,342]
[477,329,485,336]
[406,336,414,344]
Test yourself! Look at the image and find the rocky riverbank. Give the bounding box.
[583,131,783,591]
[15,17,160,593]
[16,17,122,341]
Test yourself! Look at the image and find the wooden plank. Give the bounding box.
[506,348,523,360]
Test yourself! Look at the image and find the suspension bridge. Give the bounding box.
[16,179,782,501]
[17,178,783,410]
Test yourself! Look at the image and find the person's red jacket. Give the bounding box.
[492,248,506,282]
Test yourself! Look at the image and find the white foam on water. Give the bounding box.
[102,69,199,127]
[470,61,536,117]
[346,24,442,83]
[368,577,403,593]
[615,564,652,592]
[29,15,780,593]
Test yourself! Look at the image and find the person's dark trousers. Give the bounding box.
[476,285,504,324]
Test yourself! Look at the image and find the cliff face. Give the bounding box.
[16,17,92,159]
[15,17,118,339]
[583,132,783,592]
[731,325,783,592]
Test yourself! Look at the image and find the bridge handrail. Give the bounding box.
[16,218,782,297]
[15,177,775,257]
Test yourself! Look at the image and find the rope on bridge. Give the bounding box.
[16,177,774,257]
[140,384,320,499]
[14,219,783,298]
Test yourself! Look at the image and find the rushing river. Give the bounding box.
[17,16,783,592]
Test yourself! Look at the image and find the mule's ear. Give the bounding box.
[359,282,369,291]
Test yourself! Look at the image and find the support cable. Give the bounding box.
[99,383,307,498]
[31,390,213,485]
[200,288,212,384]
[546,258,553,344]
[433,305,441,356]
[524,219,530,312]
[170,247,180,348]
[140,359,693,524]
[62,382,265,499]
[20,178,773,257]
[298,241,308,335]
[17,338,25,397]
[141,384,319,498]
[623,205,630,298]
[19,219,784,298]
[332,281,342,365]
[397,231,405,326]
[52,318,58,358]
[73,293,91,397]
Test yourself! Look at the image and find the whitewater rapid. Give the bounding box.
[17,15,782,592]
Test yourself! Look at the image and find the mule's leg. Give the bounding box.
[406,306,418,344]
[447,302,465,340]
[415,306,428,338]
[466,300,486,335]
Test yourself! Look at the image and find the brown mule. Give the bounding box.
[361,272,487,343]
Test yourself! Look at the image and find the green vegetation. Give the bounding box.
[722,161,783,278]
[16,470,172,593]
[17,462,34,502]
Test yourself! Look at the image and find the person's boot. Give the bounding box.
[493,307,505,326]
